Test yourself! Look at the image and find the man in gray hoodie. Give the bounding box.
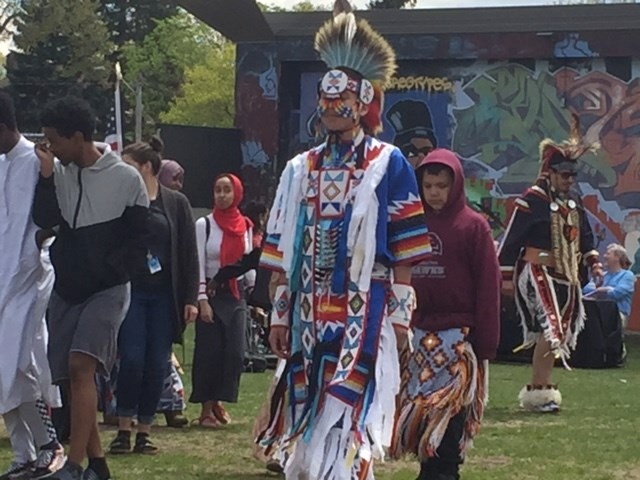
[33,96,149,480]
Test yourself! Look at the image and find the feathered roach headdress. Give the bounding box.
[539,113,599,174]
[314,0,397,135]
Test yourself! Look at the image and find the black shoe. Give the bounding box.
[265,459,283,474]
[108,432,131,455]
[47,462,83,480]
[0,461,33,480]
[164,411,188,428]
[132,434,157,455]
[82,467,111,480]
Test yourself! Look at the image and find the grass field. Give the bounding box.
[2,332,639,480]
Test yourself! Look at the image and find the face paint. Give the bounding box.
[316,97,355,119]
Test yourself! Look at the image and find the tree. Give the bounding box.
[160,42,236,128]
[258,1,328,11]
[120,12,222,133]
[99,0,177,47]
[6,0,114,132]
[0,0,21,40]
[368,0,416,7]
[291,1,329,10]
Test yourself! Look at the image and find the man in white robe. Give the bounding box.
[0,92,65,479]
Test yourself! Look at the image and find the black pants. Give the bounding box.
[419,412,465,478]
[190,293,247,404]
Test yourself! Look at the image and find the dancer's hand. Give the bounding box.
[394,325,409,351]
[198,299,214,323]
[269,326,290,359]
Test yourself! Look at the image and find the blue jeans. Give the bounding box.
[116,286,175,425]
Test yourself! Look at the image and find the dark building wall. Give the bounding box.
[234,31,640,270]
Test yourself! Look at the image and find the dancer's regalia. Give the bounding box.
[499,116,601,409]
[257,2,432,478]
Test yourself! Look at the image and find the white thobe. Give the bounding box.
[0,136,58,414]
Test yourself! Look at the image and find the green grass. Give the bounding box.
[2,330,640,479]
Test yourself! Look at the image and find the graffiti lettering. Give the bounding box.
[388,76,454,93]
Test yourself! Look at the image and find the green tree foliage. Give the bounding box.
[160,42,236,128]
[0,0,22,40]
[291,1,329,10]
[368,0,416,7]
[99,0,177,47]
[258,1,328,11]
[6,0,114,132]
[120,12,222,133]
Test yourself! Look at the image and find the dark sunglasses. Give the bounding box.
[557,170,578,180]
[403,145,433,158]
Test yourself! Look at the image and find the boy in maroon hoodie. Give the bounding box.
[392,149,500,480]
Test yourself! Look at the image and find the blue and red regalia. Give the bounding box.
[256,2,432,479]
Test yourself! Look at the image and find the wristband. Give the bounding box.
[387,283,416,330]
[271,285,291,328]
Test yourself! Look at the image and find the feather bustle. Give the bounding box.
[314,9,397,87]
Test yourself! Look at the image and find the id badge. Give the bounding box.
[147,253,162,274]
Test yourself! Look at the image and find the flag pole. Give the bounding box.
[114,62,124,154]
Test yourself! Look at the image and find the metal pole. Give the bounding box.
[135,80,143,142]
[114,63,123,154]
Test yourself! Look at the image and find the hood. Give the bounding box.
[84,142,119,172]
[416,148,466,215]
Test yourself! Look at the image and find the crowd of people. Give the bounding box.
[0,1,636,480]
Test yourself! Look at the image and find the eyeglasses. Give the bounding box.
[552,169,578,180]
[403,145,433,158]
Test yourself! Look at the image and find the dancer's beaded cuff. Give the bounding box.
[387,283,416,330]
[271,285,291,328]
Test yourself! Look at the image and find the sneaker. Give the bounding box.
[47,462,82,480]
[132,435,157,455]
[1,461,33,480]
[32,445,66,479]
[108,433,131,455]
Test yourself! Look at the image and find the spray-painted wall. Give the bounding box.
[234,31,640,267]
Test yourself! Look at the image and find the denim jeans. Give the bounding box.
[116,286,175,425]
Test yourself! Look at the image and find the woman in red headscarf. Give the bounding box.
[190,174,253,427]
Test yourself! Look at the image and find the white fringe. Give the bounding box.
[346,141,394,292]
[282,316,401,480]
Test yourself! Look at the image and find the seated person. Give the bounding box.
[583,243,636,329]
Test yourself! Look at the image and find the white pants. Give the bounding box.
[2,400,57,463]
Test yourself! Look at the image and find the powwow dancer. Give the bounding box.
[498,115,602,413]
[392,149,500,480]
[257,2,432,479]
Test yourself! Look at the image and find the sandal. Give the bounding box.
[212,403,231,425]
[190,415,219,428]
[108,433,131,455]
[133,434,158,455]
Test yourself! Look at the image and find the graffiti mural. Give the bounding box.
[235,45,280,202]
[451,60,640,268]
[291,57,640,266]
